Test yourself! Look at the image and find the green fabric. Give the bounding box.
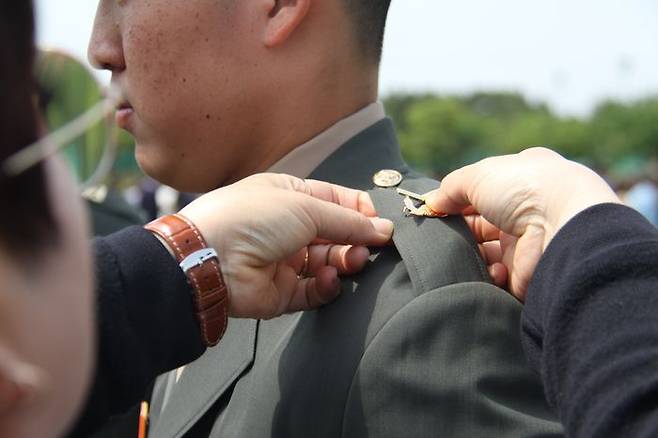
[149,119,563,438]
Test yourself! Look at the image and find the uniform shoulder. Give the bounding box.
[368,169,490,295]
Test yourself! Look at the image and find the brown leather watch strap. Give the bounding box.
[144,214,228,347]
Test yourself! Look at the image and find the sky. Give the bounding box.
[36,0,658,116]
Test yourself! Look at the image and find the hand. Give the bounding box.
[180,173,394,319]
[425,147,621,301]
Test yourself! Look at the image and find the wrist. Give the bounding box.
[144,214,229,347]
[543,164,620,243]
[548,193,622,246]
[152,232,176,259]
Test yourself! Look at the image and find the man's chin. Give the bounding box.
[135,147,225,193]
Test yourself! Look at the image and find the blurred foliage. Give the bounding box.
[385,92,658,179]
[35,50,141,185]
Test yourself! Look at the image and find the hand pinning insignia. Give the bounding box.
[397,188,447,218]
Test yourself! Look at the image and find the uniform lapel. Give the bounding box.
[149,318,257,438]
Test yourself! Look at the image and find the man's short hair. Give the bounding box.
[343,0,392,63]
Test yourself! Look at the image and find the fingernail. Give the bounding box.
[372,218,394,237]
[425,204,449,218]
[421,191,448,218]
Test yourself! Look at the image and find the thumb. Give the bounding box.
[424,166,477,216]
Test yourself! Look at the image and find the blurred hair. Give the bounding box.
[342,0,392,63]
[0,1,58,257]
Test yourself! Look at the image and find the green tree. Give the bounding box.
[396,97,493,176]
[385,91,657,179]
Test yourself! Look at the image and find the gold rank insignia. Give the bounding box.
[397,188,448,218]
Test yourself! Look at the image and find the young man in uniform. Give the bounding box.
[89,1,562,436]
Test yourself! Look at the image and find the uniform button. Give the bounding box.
[373,169,403,188]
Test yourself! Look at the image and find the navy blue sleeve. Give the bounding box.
[521,203,658,437]
[71,226,206,436]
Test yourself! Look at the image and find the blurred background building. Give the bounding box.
[34,0,658,225]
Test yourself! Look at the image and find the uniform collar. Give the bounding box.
[268,102,386,178]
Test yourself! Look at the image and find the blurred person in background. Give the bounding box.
[0,2,393,437]
[624,167,658,226]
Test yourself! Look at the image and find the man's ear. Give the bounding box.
[263,0,311,48]
[0,343,43,414]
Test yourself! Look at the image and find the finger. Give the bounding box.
[304,179,378,217]
[424,160,495,215]
[286,245,371,276]
[499,233,526,301]
[465,215,502,243]
[301,196,394,245]
[308,221,394,246]
[308,237,395,248]
[488,262,508,288]
[500,232,517,256]
[265,174,379,217]
[285,266,342,313]
[478,240,503,265]
[287,247,308,276]
[306,244,370,275]
[242,174,377,217]
[312,266,343,305]
[423,167,473,215]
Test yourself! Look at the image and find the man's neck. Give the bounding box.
[267,96,377,164]
[222,63,379,185]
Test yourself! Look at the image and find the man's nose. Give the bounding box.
[87,2,125,72]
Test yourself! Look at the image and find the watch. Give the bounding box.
[144,213,228,347]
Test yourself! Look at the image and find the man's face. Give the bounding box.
[89,0,270,192]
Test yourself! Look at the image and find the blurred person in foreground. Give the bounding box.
[0,3,393,437]
[426,147,658,437]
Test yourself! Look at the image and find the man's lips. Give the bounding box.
[115,101,134,129]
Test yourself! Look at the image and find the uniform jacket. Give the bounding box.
[147,119,564,437]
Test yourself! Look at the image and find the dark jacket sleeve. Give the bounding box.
[521,203,658,437]
[70,226,206,436]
